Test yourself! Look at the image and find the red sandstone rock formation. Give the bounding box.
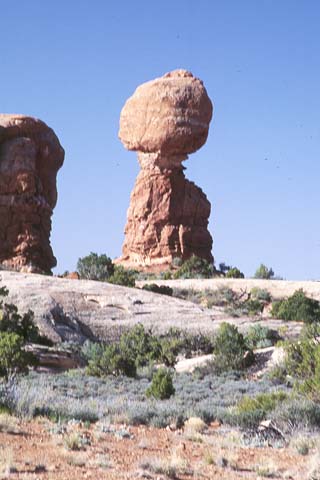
[0,114,64,273]
[118,70,213,270]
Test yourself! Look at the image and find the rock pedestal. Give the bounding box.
[0,114,64,273]
[118,70,213,270]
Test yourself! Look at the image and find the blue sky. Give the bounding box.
[1,1,319,279]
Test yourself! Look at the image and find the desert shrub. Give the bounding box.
[236,391,287,415]
[276,324,320,400]
[225,267,244,279]
[119,324,163,367]
[146,368,175,400]
[108,265,136,287]
[225,391,287,429]
[213,323,254,373]
[271,289,320,324]
[254,264,274,280]
[142,284,173,296]
[271,397,320,432]
[7,368,288,428]
[162,271,172,280]
[81,340,105,364]
[203,287,236,308]
[77,252,114,281]
[84,325,181,374]
[173,255,214,279]
[250,288,271,303]
[245,298,265,316]
[245,324,280,349]
[86,344,136,377]
[0,333,37,378]
[160,328,213,359]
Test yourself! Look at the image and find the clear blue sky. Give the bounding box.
[1,1,319,280]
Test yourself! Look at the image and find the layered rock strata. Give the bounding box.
[118,70,213,270]
[0,114,64,273]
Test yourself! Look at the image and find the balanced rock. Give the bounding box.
[0,114,64,273]
[118,70,213,270]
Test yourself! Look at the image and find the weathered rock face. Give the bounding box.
[118,70,214,270]
[0,114,64,273]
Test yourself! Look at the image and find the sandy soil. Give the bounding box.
[0,416,314,479]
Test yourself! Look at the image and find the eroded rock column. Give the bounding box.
[0,114,64,273]
[118,70,213,271]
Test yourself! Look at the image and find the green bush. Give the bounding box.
[86,344,136,378]
[236,391,287,415]
[108,265,136,287]
[254,264,274,280]
[161,327,213,358]
[162,271,172,280]
[146,368,175,399]
[250,288,271,303]
[173,255,214,279]
[84,324,181,376]
[77,252,114,281]
[0,333,37,378]
[213,322,254,373]
[245,324,279,349]
[271,289,320,323]
[225,267,244,279]
[278,324,320,401]
[142,284,173,296]
[0,287,51,345]
[119,324,163,368]
[245,298,264,316]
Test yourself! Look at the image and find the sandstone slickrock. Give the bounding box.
[118,70,213,270]
[0,271,303,346]
[0,271,217,343]
[0,114,64,273]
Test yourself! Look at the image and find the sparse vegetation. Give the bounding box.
[142,283,173,296]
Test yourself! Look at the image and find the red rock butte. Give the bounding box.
[117,69,213,271]
[0,114,64,273]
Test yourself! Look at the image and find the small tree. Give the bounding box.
[86,344,136,378]
[146,368,175,399]
[226,267,244,279]
[77,253,114,281]
[254,264,274,280]
[108,265,136,287]
[0,333,37,378]
[213,322,254,373]
[174,255,214,279]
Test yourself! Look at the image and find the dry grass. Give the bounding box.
[140,451,193,478]
[0,414,19,434]
[184,416,207,435]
